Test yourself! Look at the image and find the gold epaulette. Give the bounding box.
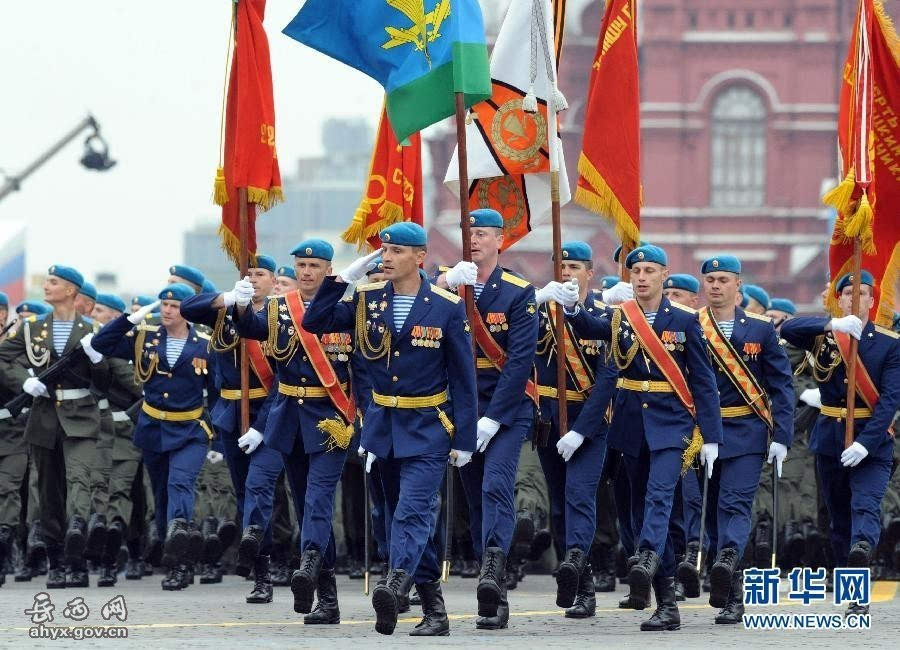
[137,324,160,332]
[593,299,606,309]
[875,324,900,339]
[196,331,211,341]
[430,284,461,304]
[438,265,451,273]
[356,280,387,292]
[745,311,772,322]
[501,271,531,288]
[669,301,696,314]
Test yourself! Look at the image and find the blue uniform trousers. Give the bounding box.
[369,462,390,562]
[704,453,764,560]
[612,454,635,557]
[143,440,207,538]
[459,413,530,557]
[537,436,607,554]
[242,440,281,555]
[816,453,892,566]
[623,444,682,577]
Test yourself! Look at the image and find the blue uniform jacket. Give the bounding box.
[567,297,723,456]
[233,292,352,456]
[302,274,477,459]
[704,308,794,459]
[535,294,617,440]
[780,318,900,461]
[92,314,216,454]
[180,292,275,436]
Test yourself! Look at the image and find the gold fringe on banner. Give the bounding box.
[246,186,284,211]
[874,0,900,67]
[575,153,641,249]
[217,225,258,269]
[877,242,900,326]
[341,203,370,249]
[362,200,404,241]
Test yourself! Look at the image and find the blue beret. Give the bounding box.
[600,275,620,290]
[0,292,7,307]
[380,222,427,247]
[665,274,700,294]
[253,254,277,273]
[158,283,195,303]
[625,245,667,269]
[132,295,155,308]
[16,300,51,315]
[469,208,504,229]
[276,265,297,280]
[742,285,771,310]
[769,298,796,315]
[700,255,741,275]
[613,240,648,263]
[291,239,334,261]
[78,281,97,301]
[168,264,205,288]
[557,241,592,262]
[201,279,218,293]
[836,270,875,294]
[96,293,126,313]
[48,264,84,289]
[366,256,385,276]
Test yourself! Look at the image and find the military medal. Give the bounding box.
[486,312,507,332]
[743,342,761,361]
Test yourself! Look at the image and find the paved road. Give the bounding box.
[0,573,897,648]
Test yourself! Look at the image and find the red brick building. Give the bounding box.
[426,0,899,311]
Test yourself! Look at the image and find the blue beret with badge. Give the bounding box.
[96,293,126,313]
[78,281,97,301]
[769,298,796,315]
[366,256,385,276]
[16,300,51,315]
[380,222,427,247]
[469,208,504,229]
[253,254,277,273]
[613,240,648,263]
[158,283,195,303]
[600,275,621,290]
[625,244,667,269]
[291,238,334,261]
[555,241,592,262]
[742,284,771,310]
[0,292,7,307]
[48,264,84,289]
[836,270,875,294]
[277,265,297,280]
[700,255,741,275]
[665,273,700,294]
[168,264,205,289]
[201,279,218,293]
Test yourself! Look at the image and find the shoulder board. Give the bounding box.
[745,311,772,322]
[137,324,160,332]
[27,315,38,323]
[593,299,606,309]
[430,284,461,304]
[196,331,211,341]
[438,265,451,273]
[501,271,531,289]
[670,302,696,314]
[356,281,387,292]
[874,324,900,339]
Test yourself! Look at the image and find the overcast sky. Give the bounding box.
[0,1,384,293]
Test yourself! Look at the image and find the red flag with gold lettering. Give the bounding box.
[824,0,900,325]
[212,0,283,267]
[342,102,423,251]
[575,0,641,250]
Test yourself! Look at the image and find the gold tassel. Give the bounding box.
[213,167,229,206]
[318,417,353,451]
[341,204,370,248]
[217,224,242,269]
[822,167,856,215]
[681,426,703,476]
[436,407,455,437]
[362,201,406,241]
[844,191,876,254]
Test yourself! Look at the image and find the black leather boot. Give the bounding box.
[162,518,189,568]
[628,549,660,610]
[200,562,223,584]
[848,540,873,568]
[186,521,204,566]
[201,516,221,565]
[104,518,124,568]
[64,515,87,564]
[291,548,323,613]
[753,517,772,568]
[709,547,739,608]
[619,554,641,608]
[372,568,413,635]
[556,547,587,607]
[161,564,186,591]
[179,563,194,589]
[676,540,701,598]
[236,524,264,578]
[592,544,616,592]
[25,521,47,570]
[97,562,117,587]
[247,555,273,604]
[845,601,870,617]
[270,549,291,587]
[0,525,12,586]
[565,562,596,618]
[66,559,89,588]
[715,570,745,624]
[409,579,449,636]
[46,546,66,589]
[513,510,535,560]
[304,568,340,624]
[640,575,681,631]
[477,546,506,617]
[86,513,107,560]
[125,558,144,580]
[217,519,238,550]
[475,581,509,630]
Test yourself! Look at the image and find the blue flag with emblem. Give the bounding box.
[283,0,492,142]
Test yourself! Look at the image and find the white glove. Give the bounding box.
[830,315,863,340]
[799,388,822,409]
[445,261,477,289]
[700,442,719,479]
[767,441,788,478]
[23,377,49,398]
[206,450,224,464]
[449,449,473,468]
[552,279,579,309]
[79,333,103,364]
[602,281,634,305]
[556,430,585,462]
[224,276,254,308]
[476,417,501,453]
[128,300,160,324]
[535,281,561,306]
[840,441,869,467]
[357,445,366,458]
[365,451,376,473]
[338,250,381,284]
[237,428,263,455]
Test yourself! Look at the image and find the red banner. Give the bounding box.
[213,0,283,267]
[826,0,900,325]
[574,0,641,250]
[343,102,422,252]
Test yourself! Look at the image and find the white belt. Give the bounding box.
[97,398,110,410]
[55,388,90,401]
[111,411,130,422]
[0,409,11,420]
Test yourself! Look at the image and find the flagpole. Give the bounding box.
[547,103,568,435]
[238,188,250,438]
[844,237,863,449]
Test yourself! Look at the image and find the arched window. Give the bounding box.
[710,86,767,208]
